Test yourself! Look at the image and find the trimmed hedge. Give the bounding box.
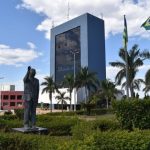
[37,115,79,136]
[1,130,150,150]
[82,130,150,150]
[0,115,79,136]
[72,119,121,140]
[112,99,150,130]
[88,108,113,115]
[45,108,113,116]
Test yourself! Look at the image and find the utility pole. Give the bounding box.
[70,50,79,111]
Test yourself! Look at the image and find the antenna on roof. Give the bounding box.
[100,13,103,19]
[67,0,70,21]
[51,20,55,28]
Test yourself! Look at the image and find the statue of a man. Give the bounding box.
[23,66,39,129]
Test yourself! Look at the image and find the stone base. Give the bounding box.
[12,127,48,135]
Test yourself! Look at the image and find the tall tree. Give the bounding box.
[143,69,150,95]
[41,76,56,112]
[63,73,74,111]
[55,90,69,112]
[76,67,98,103]
[110,44,149,97]
[99,79,120,109]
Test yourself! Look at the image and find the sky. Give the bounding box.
[0,0,149,97]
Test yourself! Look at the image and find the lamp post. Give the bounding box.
[70,50,79,111]
[0,77,4,111]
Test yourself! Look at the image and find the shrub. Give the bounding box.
[14,109,24,120]
[1,130,150,150]
[0,115,17,120]
[72,119,120,140]
[112,99,150,130]
[4,111,12,115]
[89,108,113,115]
[92,119,121,131]
[46,111,77,116]
[71,121,94,140]
[0,133,39,150]
[37,115,79,136]
[82,130,150,150]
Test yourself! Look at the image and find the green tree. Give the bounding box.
[41,76,56,112]
[99,79,120,109]
[110,44,149,97]
[55,90,69,112]
[143,69,150,95]
[63,73,74,111]
[76,67,98,104]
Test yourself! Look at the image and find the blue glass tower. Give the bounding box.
[50,13,106,85]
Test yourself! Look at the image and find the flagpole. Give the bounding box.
[125,40,129,98]
[123,15,129,98]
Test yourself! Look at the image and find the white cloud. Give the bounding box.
[27,42,36,49]
[106,66,120,81]
[0,44,42,66]
[17,0,150,39]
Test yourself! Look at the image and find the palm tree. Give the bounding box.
[76,67,98,103]
[41,76,56,112]
[99,79,120,109]
[63,73,74,111]
[143,69,150,95]
[122,78,144,97]
[109,44,149,97]
[55,90,69,112]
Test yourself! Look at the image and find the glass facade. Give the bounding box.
[55,26,81,85]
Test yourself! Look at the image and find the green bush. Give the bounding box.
[82,130,150,150]
[14,109,24,120]
[0,114,17,120]
[37,115,79,136]
[4,111,12,115]
[112,99,150,130]
[0,119,22,132]
[89,108,113,115]
[71,121,94,140]
[72,119,120,140]
[0,133,39,150]
[1,130,150,150]
[46,111,85,116]
[92,119,121,131]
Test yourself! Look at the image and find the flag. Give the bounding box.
[123,15,128,48]
[141,17,150,30]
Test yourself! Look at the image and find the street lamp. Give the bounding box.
[70,50,79,111]
[0,77,4,111]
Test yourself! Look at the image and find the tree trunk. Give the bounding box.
[70,91,72,111]
[85,87,88,104]
[61,100,63,112]
[129,85,134,98]
[106,98,109,109]
[49,93,52,113]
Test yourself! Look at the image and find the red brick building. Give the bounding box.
[0,91,24,110]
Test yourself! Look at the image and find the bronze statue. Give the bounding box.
[23,66,39,129]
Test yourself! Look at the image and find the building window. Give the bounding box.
[2,102,9,106]
[17,95,22,100]
[55,26,81,85]
[10,95,16,100]
[17,102,23,107]
[3,95,9,100]
[10,102,15,106]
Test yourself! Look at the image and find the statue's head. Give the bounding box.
[29,68,36,78]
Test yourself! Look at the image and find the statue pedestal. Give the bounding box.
[12,127,48,135]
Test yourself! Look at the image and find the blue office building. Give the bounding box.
[50,13,106,86]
